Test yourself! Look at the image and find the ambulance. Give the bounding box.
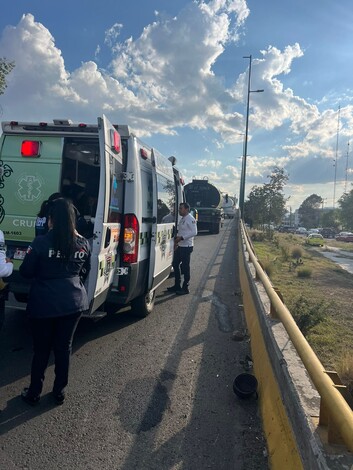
[0,115,184,319]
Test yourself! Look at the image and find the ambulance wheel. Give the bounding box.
[131,290,156,318]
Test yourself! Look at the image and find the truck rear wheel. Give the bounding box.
[212,224,220,234]
[131,290,156,318]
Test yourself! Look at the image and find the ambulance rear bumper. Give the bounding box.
[107,259,148,305]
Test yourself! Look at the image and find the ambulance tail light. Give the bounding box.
[21,141,41,157]
[123,214,139,263]
[140,148,148,160]
[111,129,121,153]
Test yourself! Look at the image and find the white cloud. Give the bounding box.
[194,159,222,168]
[0,6,248,137]
[94,45,101,61]
[104,23,123,50]
[0,14,69,101]
[1,5,353,209]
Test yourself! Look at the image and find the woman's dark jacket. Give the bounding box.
[19,230,91,318]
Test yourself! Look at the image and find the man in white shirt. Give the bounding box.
[167,202,197,295]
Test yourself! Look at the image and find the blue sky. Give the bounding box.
[1,0,353,210]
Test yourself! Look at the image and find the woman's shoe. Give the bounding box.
[21,388,40,406]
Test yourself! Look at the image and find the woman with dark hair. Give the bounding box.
[20,198,91,406]
[35,192,61,236]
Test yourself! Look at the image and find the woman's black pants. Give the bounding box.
[28,312,81,396]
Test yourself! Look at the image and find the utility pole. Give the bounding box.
[239,55,264,219]
[333,105,340,207]
[344,141,350,194]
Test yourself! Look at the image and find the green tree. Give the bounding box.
[244,166,289,227]
[0,58,15,96]
[298,194,322,228]
[320,209,340,230]
[338,189,353,230]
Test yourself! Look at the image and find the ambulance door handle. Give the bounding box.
[142,217,156,223]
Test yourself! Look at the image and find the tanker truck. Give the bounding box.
[184,178,223,234]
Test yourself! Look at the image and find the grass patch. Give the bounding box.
[252,234,353,383]
[335,351,353,396]
[291,246,304,260]
[262,261,274,278]
[291,295,328,335]
[297,267,312,278]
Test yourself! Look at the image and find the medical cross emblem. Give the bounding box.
[17,175,42,202]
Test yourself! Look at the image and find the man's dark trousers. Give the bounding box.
[172,246,193,289]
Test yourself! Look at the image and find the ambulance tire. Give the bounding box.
[131,290,156,318]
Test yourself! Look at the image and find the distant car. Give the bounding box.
[335,232,353,242]
[305,233,324,246]
[295,227,307,235]
[277,225,295,233]
[308,228,320,234]
[319,228,336,239]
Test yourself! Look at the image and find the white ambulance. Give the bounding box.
[0,115,184,318]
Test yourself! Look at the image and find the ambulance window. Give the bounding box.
[108,156,123,223]
[156,174,176,223]
[142,170,153,217]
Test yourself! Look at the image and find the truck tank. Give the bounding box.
[184,178,223,234]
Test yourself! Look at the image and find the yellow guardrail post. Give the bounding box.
[241,222,353,452]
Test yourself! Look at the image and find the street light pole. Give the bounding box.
[239,55,264,219]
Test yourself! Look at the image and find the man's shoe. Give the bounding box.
[167,285,180,292]
[52,391,65,405]
[21,388,40,406]
[176,288,189,295]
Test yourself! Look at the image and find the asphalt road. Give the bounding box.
[0,219,268,470]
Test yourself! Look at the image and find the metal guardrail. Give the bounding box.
[240,221,353,452]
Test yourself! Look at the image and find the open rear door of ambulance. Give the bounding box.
[148,149,175,293]
[86,115,123,315]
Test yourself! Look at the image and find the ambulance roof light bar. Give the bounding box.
[53,119,73,125]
